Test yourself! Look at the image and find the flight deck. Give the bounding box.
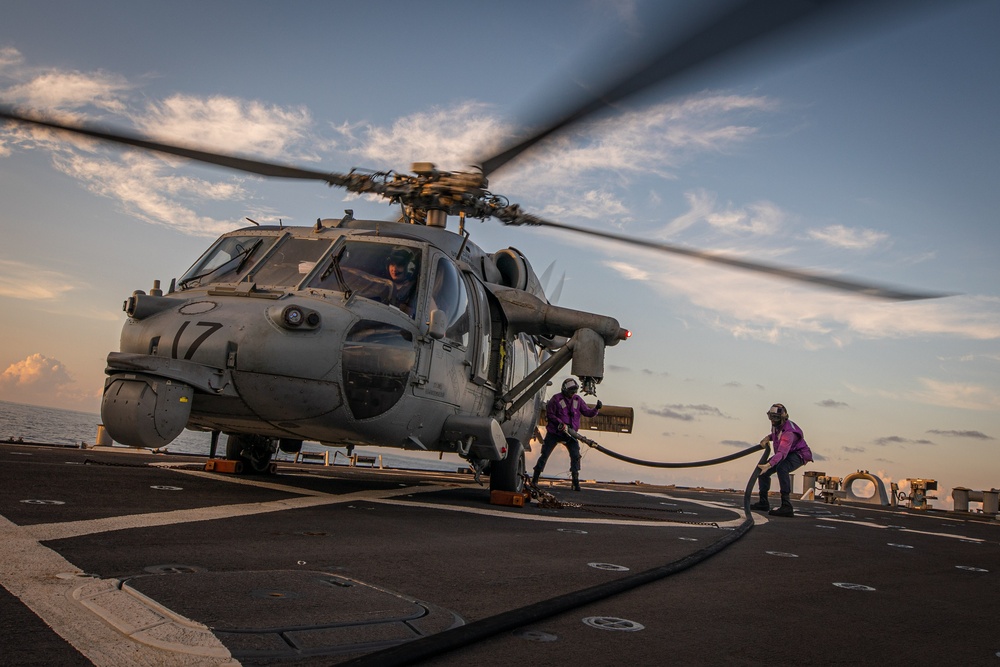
[2,441,998,666]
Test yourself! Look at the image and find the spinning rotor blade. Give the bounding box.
[510,215,947,301]
[479,0,923,177]
[0,106,352,186]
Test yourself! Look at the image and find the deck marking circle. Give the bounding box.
[833,582,876,591]
[588,562,630,571]
[143,564,206,574]
[887,543,914,549]
[766,551,799,558]
[252,589,301,600]
[514,629,559,642]
[55,572,99,580]
[20,499,65,505]
[956,565,988,572]
[150,485,183,491]
[558,528,588,534]
[582,616,645,632]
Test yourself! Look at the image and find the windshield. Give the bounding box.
[308,241,422,317]
[250,236,331,288]
[179,235,274,289]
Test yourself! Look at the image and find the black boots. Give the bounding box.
[768,494,794,517]
[572,472,581,491]
[531,469,541,487]
[750,497,770,511]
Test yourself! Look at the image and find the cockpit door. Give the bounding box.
[413,254,472,406]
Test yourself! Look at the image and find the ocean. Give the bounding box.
[0,399,460,472]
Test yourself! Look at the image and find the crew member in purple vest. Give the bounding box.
[531,378,601,491]
[751,403,813,517]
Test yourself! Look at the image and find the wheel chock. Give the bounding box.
[205,459,243,474]
[490,490,529,507]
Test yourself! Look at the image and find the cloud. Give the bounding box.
[0,353,98,409]
[341,101,510,173]
[136,94,316,160]
[926,429,993,440]
[4,70,131,112]
[1,353,72,391]
[0,261,76,300]
[873,435,935,447]
[720,439,752,448]
[910,377,1000,411]
[842,446,866,453]
[643,403,729,421]
[605,256,1000,346]
[817,399,849,409]
[807,224,888,250]
[0,46,24,70]
[664,190,785,237]
[52,152,245,237]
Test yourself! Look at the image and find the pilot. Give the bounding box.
[386,247,418,316]
[751,403,813,517]
[531,377,601,492]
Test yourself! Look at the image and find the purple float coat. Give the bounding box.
[765,419,813,467]
[546,392,599,431]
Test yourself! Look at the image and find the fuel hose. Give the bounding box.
[338,443,772,667]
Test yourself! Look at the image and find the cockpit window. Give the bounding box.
[250,237,330,288]
[309,241,422,317]
[431,257,470,346]
[179,235,276,289]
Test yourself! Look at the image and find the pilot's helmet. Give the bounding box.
[387,248,417,280]
[767,403,788,426]
[561,377,579,396]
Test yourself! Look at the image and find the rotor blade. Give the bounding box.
[0,105,351,186]
[479,0,913,177]
[512,215,949,301]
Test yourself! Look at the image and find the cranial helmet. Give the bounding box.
[387,247,417,280]
[561,378,579,395]
[767,403,788,425]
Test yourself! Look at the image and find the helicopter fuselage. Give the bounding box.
[100,214,626,487]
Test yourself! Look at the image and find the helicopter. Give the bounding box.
[0,0,950,495]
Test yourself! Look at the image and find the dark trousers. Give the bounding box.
[534,431,582,474]
[758,452,805,497]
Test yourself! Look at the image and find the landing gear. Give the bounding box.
[489,440,525,493]
[225,434,276,474]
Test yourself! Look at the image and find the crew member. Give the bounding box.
[386,248,418,316]
[531,378,601,491]
[751,403,813,517]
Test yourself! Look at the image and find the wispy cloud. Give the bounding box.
[0,260,75,300]
[874,435,935,447]
[911,377,1000,411]
[643,403,730,421]
[817,399,849,409]
[807,224,888,250]
[926,429,993,440]
[664,189,785,237]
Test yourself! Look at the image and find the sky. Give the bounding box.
[1,0,998,504]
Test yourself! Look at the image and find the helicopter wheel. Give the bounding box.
[489,440,526,494]
[225,433,277,474]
